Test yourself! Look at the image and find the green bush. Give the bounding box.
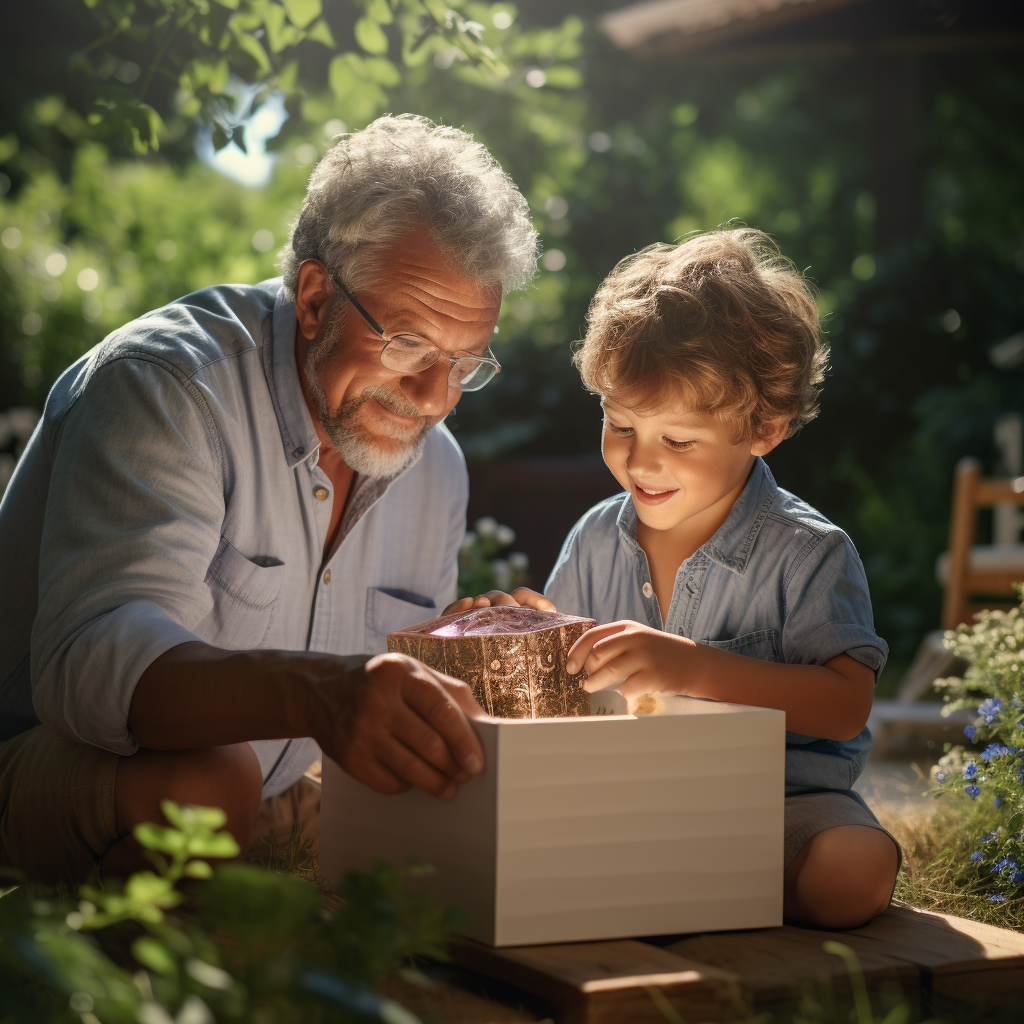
[933,589,1024,908]
[0,800,457,1024]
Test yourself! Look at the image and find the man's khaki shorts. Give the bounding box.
[0,726,322,883]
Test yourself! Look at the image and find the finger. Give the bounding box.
[405,674,486,777]
[439,677,489,722]
[340,750,412,796]
[441,596,476,616]
[567,622,632,673]
[581,652,646,693]
[479,590,519,607]
[583,632,641,675]
[391,709,471,783]
[510,587,556,612]
[377,736,459,800]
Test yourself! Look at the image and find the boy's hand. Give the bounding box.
[441,588,556,617]
[567,620,700,697]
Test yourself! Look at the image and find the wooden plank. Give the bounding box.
[665,921,919,1007]
[451,937,746,1024]
[451,905,1024,1020]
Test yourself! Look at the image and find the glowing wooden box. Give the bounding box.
[320,696,785,947]
[387,606,596,719]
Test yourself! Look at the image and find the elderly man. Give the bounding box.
[0,115,538,881]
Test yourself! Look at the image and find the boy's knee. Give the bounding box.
[788,825,899,929]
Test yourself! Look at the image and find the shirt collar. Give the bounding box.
[266,285,322,469]
[614,457,778,575]
[703,457,777,574]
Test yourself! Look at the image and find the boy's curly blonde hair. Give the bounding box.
[574,228,827,443]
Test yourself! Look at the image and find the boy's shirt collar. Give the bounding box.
[615,456,777,576]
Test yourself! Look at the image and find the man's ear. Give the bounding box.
[295,260,336,341]
[750,416,791,457]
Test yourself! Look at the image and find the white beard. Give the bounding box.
[306,333,434,480]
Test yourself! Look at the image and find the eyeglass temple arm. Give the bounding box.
[334,276,387,338]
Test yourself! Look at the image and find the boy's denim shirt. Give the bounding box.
[545,457,888,793]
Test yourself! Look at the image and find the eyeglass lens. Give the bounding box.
[380,337,497,392]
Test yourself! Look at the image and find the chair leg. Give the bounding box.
[943,457,979,631]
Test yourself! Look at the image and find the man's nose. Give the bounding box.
[400,359,453,416]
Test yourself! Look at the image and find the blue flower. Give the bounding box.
[1014,871,1024,884]
[964,762,978,778]
[981,743,1010,761]
[965,725,977,741]
[966,784,981,799]
[996,797,1005,807]
[971,852,984,864]
[990,894,1008,902]
[979,698,1005,724]
[983,831,1000,843]
[936,771,947,783]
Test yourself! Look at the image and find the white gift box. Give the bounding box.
[320,696,785,947]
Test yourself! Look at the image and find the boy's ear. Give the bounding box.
[750,417,791,457]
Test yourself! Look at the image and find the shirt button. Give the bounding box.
[642,582,653,598]
[314,486,329,501]
[323,569,331,585]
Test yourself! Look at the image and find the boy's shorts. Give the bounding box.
[785,788,903,869]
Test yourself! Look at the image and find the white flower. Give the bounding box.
[495,524,516,546]
[460,531,477,550]
[474,516,498,537]
[509,552,529,570]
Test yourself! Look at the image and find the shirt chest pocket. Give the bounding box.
[203,536,285,650]
[364,587,437,655]
[700,628,781,663]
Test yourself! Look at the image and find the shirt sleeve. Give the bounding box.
[31,355,226,753]
[780,529,889,680]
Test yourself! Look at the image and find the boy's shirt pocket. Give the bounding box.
[699,628,781,663]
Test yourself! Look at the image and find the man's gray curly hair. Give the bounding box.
[279,114,538,298]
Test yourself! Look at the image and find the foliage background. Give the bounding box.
[1,0,1023,688]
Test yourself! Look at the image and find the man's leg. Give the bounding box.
[784,823,899,928]
[102,743,264,876]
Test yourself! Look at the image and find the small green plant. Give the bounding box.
[456,516,529,598]
[0,800,456,1023]
[933,586,1024,907]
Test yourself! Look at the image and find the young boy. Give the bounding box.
[543,228,899,929]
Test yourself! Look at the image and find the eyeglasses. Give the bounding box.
[332,275,501,392]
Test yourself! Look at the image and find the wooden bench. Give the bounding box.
[450,902,1024,1023]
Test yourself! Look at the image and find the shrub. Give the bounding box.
[933,588,1024,907]
[0,800,456,1023]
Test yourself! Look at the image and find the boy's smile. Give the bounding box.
[601,395,783,554]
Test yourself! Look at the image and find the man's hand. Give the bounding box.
[311,653,487,801]
[567,620,698,697]
[441,587,556,617]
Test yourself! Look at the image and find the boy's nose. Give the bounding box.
[625,437,662,478]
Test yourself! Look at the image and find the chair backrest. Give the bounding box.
[943,456,1024,629]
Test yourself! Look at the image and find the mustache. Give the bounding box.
[361,385,428,421]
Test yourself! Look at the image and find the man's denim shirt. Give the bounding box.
[0,280,467,797]
[545,458,888,793]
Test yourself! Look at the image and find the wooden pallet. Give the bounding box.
[450,903,1024,1024]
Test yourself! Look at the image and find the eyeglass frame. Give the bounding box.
[327,269,501,392]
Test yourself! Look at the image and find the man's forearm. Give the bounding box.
[686,647,875,742]
[128,641,346,750]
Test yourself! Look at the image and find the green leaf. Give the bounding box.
[1009,812,1023,833]
[328,54,355,99]
[234,31,272,75]
[361,56,401,86]
[304,17,336,47]
[282,0,321,29]
[135,823,187,853]
[185,832,241,859]
[0,133,19,163]
[214,0,240,7]
[366,0,393,24]
[542,65,582,89]
[354,16,389,54]
[126,872,178,906]
[183,859,215,880]
[132,936,177,976]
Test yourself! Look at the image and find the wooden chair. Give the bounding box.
[938,456,1024,629]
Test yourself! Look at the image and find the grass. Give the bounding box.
[877,794,1024,932]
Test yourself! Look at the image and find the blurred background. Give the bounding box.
[2,0,1023,695]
